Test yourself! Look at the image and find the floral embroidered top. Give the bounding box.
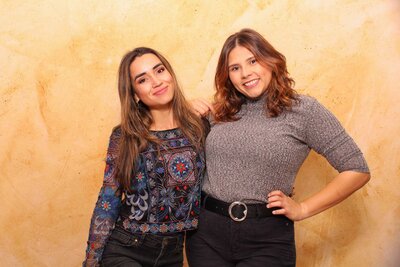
[83,127,205,265]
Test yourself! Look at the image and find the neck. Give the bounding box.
[245,91,268,103]
[149,107,177,131]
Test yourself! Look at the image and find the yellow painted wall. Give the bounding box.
[1,1,399,266]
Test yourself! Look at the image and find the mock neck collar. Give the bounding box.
[243,93,267,107]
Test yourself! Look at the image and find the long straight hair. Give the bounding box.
[214,28,298,121]
[115,47,205,191]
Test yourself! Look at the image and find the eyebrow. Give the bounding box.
[133,63,164,81]
[228,56,256,69]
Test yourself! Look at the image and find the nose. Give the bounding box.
[151,76,162,88]
[241,66,251,79]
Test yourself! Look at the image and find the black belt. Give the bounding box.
[201,192,277,222]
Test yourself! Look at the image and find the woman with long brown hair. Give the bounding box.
[83,47,207,267]
[186,29,370,266]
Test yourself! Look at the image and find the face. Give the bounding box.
[228,45,272,99]
[130,53,175,110]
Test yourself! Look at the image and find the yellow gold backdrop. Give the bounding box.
[1,1,399,266]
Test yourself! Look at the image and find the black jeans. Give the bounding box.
[186,207,296,267]
[101,227,184,267]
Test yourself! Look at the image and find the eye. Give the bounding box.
[137,78,147,84]
[157,66,166,73]
[229,66,239,72]
[250,58,257,65]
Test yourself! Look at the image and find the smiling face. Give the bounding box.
[228,45,272,99]
[129,53,175,110]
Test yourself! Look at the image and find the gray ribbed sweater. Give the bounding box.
[202,95,369,203]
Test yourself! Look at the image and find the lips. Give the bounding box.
[153,86,168,96]
[243,79,259,88]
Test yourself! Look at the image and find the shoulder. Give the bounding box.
[290,94,332,117]
[110,126,122,141]
[107,126,121,158]
[292,94,318,110]
[285,94,316,118]
[286,94,337,127]
[292,94,342,133]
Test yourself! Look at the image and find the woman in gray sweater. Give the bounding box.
[186,28,370,266]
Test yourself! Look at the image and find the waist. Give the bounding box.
[201,191,278,222]
[112,226,184,246]
[116,215,199,234]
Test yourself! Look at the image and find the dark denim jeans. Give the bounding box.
[101,227,184,267]
[186,207,296,267]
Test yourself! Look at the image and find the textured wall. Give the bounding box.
[1,1,399,266]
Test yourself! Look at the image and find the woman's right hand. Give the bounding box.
[189,98,214,117]
[267,190,307,221]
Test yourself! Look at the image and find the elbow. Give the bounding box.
[363,172,371,185]
[344,170,370,190]
[354,171,370,189]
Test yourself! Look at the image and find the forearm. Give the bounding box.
[299,171,370,220]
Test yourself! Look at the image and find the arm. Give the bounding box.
[83,130,122,266]
[268,97,370,221]
[267,171,370,221]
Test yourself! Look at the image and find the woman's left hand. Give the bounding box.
[189,98,213,117]
[267,190,307,221]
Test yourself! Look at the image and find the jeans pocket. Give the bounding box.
[107,228,143,247]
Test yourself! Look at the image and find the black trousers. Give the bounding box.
[101,227,184,267]
[186,207,296,267]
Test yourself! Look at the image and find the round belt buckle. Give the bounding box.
[228,201,248,222]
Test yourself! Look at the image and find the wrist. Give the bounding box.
[298,202,309,221]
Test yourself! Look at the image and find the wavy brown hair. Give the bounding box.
[214,28,298,121]
[115,47,206,191]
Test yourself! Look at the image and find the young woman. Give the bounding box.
[186,29,370,266]
[83,47,207,267]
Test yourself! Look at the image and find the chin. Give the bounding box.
[245,92,263,99]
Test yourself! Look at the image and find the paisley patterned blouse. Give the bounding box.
[83,127,205,265]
